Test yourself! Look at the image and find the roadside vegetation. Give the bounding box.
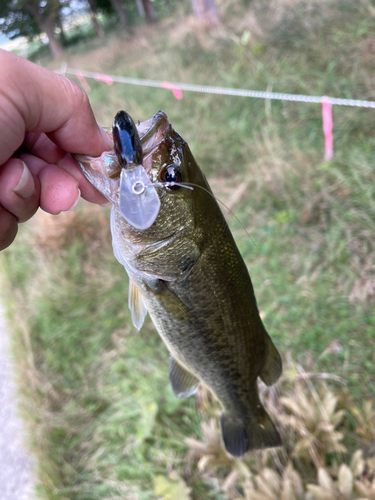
[1,1,374,499]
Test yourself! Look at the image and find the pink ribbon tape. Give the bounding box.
[95,74,114,85]
[76,70,91,92]
[161,81,183,100]
[322,97,333,160]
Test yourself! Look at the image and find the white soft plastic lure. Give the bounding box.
[113,110,161,230]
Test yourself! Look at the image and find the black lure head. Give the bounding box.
[112,110,143,168]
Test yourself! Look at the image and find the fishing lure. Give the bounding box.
[113,110,161,230]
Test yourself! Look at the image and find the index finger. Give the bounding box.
[0,49,112,165]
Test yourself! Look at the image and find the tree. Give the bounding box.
[141,0,156,23]
[134,0,145,19]
[191,0,220,25]
[0,6,39,41]
[0,0,64,59]
[86,0,105,38]
[26,0,64,58]
[107,0,129,28]
[56,12,68,46]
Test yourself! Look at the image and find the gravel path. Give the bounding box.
[0,301,35,500]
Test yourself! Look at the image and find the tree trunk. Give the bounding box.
[109,0,129,28]
[90,12,105,38]
[56,16,67,46]
[87,0,105,38]
[25,4,64,59]
[141,0,157,23]
[42,18,64,58]
[191,0,220,24]
[134,0,145,18]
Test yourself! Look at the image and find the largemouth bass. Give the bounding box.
[74,110,282,457]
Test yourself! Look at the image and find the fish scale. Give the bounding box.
[74,110,283,457]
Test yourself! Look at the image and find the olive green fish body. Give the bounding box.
[74,111,282,457]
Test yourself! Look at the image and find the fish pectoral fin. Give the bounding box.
[220,410,281,458]
[146,279,194,323]
[129,279,148,330]
[259,332,282,386]
[169,357,200,399]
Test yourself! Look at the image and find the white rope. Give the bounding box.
[65,67,375,109]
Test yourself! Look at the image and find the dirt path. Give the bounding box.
[0,301,35,500]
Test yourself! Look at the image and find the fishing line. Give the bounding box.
[150,181,257,247]
[122,169,256,246]
[153,181,194,191]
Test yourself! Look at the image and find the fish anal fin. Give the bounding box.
[169,357,200,399]
[259,333,282,386]
[129,279,147,330]
[220,411,281,458]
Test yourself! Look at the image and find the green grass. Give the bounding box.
[2,208,216,499]
[1,1,375,498]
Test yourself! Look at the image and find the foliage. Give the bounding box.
[96,0,116,15]
[154,472,192,500]
[350,400,375,441]
[1,0,182,55]
[184,384,375,500]
[245,464,307,500]
[279,385,347,468]
[0,0,41,39]
[0,0,66,58]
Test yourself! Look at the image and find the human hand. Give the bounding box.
[0,49,113,250]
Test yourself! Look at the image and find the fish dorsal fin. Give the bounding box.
[259,332,282,386]
[169,356,200,399]
[129,279,147,330]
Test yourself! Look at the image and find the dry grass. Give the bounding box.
[185,372,375,499]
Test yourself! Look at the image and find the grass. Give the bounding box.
[1,0,375,498]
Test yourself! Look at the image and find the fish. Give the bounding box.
[74,110,282,457]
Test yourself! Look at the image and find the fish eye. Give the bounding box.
[160,165,183,190]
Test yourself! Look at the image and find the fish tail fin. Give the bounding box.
[260,332,282,386]
[220,410,281,457]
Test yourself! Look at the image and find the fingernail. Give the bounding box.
[13,161,36,199]
[61,188,81,213]
[100,127,113,150]
[100,200,112,207]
